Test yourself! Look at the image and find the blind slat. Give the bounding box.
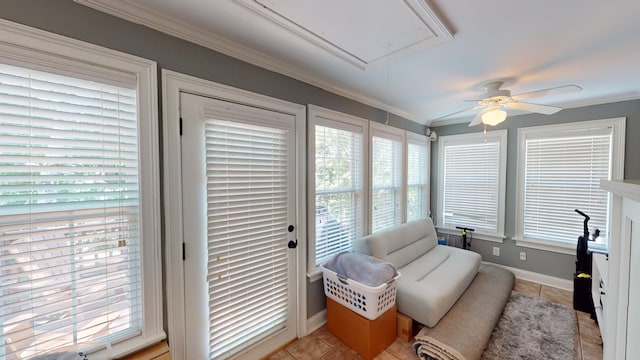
[522,127,612,242]
[371,135,402,233]
[442,135,501,234]
[0,62,142,358]
[205,118,291,359]
[314,124,363,264]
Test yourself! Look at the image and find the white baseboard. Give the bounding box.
[305,309,326,335]
[483,261,573,292]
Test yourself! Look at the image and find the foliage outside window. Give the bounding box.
[371,126,404,233]
[311,109,365,267]
[407,135,430,222]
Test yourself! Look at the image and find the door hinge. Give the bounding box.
[179,117,183,136]
[182,242,186,260]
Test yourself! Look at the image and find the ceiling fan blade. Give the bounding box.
[432,104,485,121]
[512,85,582,100]
[468,111,484,126]
[504,101,562,115]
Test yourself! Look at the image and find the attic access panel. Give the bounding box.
[236,0,452,69]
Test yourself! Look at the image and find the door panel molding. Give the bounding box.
[162,70,307,360]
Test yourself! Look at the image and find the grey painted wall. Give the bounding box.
[431,99,640,280]
[0,0,423,323]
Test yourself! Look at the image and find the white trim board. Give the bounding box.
[483,261,573,291]
[306,310,327,336]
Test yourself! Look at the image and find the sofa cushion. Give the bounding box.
[361,218,438,268]
[397,245,481,327]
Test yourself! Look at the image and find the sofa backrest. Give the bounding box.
[356,218,438,268]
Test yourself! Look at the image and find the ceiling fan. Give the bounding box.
[436,81,582,127]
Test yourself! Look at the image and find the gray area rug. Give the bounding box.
[481,292,578,360]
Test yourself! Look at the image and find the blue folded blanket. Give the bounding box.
[324,251,398,287]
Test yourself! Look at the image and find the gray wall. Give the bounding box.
[431,99,640,280]
[0,0,423,322]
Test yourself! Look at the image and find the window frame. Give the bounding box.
[307,105,369,275]
[406,131,431,222]
[436,130,507,243]
[369,122,407,234]
[514,118,626,254]
[0,19,163,358]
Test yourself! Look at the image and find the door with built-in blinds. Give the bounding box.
[180,93,298,360]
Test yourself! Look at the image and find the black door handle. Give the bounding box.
[288,239,298,249]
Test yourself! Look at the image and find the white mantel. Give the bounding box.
[600,179,640,203]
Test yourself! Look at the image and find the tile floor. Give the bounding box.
[268,278,603,360]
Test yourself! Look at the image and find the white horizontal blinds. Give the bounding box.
[205,119,290,360]
[314,123,363,265]
[0,63,141,358]
[371,134,402,233]
[407,141,428,222]
[523,128,612,243]
[442,136,500,233]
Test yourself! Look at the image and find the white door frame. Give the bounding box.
[162,70,307,360]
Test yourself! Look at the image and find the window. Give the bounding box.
[0,21,161,359]
[370,123,405,233]
[308,106,367,268]
[437,130,507,241]
[515,118,625,253]
[406,132,430,222]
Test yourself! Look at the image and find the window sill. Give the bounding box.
[436,227,505,243]
[513,237,576,255]
[307,269,323,283]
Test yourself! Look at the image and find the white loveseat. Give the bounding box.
[354,218,481,327]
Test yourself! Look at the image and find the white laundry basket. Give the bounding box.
[320,264,400,320]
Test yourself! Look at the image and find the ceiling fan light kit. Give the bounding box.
[481,106,507,126]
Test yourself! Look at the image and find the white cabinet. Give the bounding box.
[591,253,607,339]
[600,180,640,360]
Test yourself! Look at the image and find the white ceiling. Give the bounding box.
[77,0,640,126]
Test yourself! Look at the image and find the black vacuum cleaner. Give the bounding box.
[573,209,595,314]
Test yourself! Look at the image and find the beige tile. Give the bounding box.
[309,325,341,347]
[373,350,401,360]
[581,339,603,360]
[266,349,296,360]
[285,335,331,360]
[385,338,419,360]
[540,285,573,307]
[319,343,364,360]
[577,312,602,345]
[513,278,542,297]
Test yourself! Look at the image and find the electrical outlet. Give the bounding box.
[520,252,527,261]
[493,247,500,256]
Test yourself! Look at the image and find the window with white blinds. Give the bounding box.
[371,125,404,233]
[407,134,430,222]
[309,106,367,268]
[0,63,144,358]
[438,130,507,237]
[515,119,626,251]
[205,118,291,359]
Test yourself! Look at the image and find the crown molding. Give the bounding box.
[74,0,423,124]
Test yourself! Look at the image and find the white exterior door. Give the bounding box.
[180,92,298,360]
